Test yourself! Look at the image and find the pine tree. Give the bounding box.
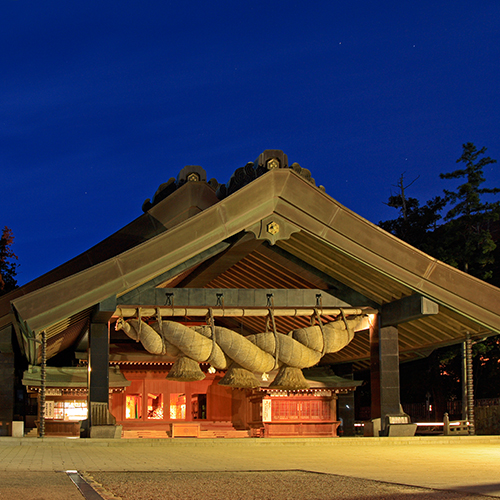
[378,173,445,255]
[439,143,499,280]
[380,145,500,415]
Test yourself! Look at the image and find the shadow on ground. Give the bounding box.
[86,470,498,500]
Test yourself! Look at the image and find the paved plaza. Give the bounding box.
[1,435,500,499]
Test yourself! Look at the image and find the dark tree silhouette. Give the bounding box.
[0,226,18,295]
[439,142,499,279]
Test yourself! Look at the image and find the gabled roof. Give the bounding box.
[2,158,500,369]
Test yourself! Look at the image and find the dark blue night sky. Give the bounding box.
[2,1,500,285]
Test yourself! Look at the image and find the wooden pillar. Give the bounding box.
[88,321,110,414]
[39,330,47,438]
[369,318,381,419]
[329,395,338,436]
[84,297,117,437]
[379,325,402,422]
[336,363,355,437]
[370,316,402,432]
[0,325,15,437]
[464,333,475,434]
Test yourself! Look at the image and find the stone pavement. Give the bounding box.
[1,435,500,498]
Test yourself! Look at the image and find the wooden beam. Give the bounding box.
[381,295,439,327]
[176,233,263,288]
[118,287,358,309]
[118,241,231,303]
[92,296,117,323]
[115,306,373,318]
[261,244,379,308]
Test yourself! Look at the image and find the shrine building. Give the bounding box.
[1,150,499,439]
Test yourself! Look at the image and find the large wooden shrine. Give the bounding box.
[1,150,500,438]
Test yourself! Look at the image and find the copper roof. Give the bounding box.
[2,157,500,369]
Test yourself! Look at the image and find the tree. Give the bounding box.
[378,173,445,255]
[439,142,499,279]
[379,145,500,415]
[0,226,18,295]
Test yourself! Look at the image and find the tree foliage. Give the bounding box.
[380,143,500,410]
[438,142,499,279]
[378,173,445,254]
[380,143,499,283]
[441,143,499,220]
[0,226,18,295]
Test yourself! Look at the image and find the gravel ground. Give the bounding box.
[86,471,497,500]
[0,472,85,500]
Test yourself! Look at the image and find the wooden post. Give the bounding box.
[336,363,355,436]
[39,330,46,438]
[461,341,468,421]
[379,325,402,425]
[465,333,475,435]
[84,297,118,438]
[443,412,450,435]
[370,314,404,433]
[369,316,381,420]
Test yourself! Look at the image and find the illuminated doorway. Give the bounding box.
[191,394,207,420]
[126,394,142,419]
[169,393,186,420]
[147,393,164,419]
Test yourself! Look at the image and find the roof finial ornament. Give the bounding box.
[266,157,280,170]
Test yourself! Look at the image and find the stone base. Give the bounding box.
[12,421,24,437]
[363,418,381,437]
[385,423,417,437]
[89,425,122,439]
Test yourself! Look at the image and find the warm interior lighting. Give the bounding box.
[126,394,142,419]
[51,400,87,421]
[416,422,444,426]
[170,393,186,419]
[147,393,164,419]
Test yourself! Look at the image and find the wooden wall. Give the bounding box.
[112,366,235,429]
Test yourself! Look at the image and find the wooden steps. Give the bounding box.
[122,422,251,439]
[199,421,250,439]
[122,429,170,439]
[198,429,250,438]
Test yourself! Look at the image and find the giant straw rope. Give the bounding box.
[115,313,362,389]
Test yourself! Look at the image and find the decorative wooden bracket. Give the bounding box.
[381,295,439,327]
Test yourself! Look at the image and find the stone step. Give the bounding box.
[24,428,38,438]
